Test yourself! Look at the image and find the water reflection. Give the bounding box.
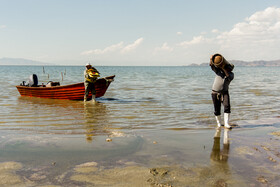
[210,128,230,173]
[83,102,125,143]
[83,102,111,142]
[8,97,126,143]
[211,128,230,162]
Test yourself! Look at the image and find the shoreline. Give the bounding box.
[0,117,279,186]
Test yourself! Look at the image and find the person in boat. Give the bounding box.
[84,63,100,102]
[210,54,234,129]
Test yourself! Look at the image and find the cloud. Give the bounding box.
[174,7,280,62]
[0,25,7,29]
[121,37,144,54]
[215,7,280,59]
[177,32,183,35]
[79,7,280,65]
[155,43,173,52]
[81,37,143,56]
[81,42,124,55]
[178,35,210,47]
[219,7,280,41]
[247,6,280,23]
[211,29,219,33]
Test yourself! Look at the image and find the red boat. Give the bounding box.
[16,75,115,100]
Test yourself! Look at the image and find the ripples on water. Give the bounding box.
[0,66,280,136]
[0,66,280,186]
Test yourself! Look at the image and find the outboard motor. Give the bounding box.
[28,74,38,87]
[20,81,26,86]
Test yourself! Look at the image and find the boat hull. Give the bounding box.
[16,75,115,100]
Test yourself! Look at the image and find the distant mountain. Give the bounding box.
[231,60,280,66]
[0,58,52,66]
[190,59,280,67]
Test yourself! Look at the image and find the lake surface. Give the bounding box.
[0,65,279,186]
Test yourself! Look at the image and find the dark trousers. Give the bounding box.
[84,81,96,98]
[211,91,231,116]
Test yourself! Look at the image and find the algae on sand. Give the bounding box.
[70,163,246,187]
[270,131,280,137]
[71,165,150,187]
[0,161,26,186]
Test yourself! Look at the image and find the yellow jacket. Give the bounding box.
[84,67,100,83]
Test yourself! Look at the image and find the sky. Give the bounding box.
[1,0,280,66]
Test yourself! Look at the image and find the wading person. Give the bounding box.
[84,63,100,102]
[210,54,234,129]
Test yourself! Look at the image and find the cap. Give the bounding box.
[86,63,91,66]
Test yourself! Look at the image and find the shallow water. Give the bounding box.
[0,65,279,186]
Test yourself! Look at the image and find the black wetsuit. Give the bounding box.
[211,64,234,116]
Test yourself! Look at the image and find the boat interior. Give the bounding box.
[20,74,60,87]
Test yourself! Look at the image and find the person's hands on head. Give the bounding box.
[210,55,214,66]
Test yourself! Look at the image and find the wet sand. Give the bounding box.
[0,119,279,186]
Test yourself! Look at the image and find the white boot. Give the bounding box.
[223,129,229,144]
[214,128,221,138]
[215,115,222,127]
[84,96,87,102]
[224,113,232,129]
[92,95,96,103]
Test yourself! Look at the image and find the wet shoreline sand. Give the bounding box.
[0,118,279,186]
